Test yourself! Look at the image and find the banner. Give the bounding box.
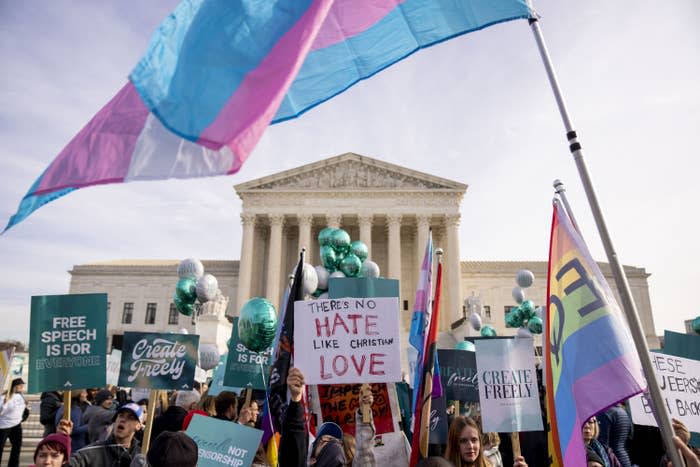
[294,297,401,385]
[475,337,543,433]
[186,414,262,467]
[628,353,700,433]
[224,318,272,390]
[438,349,479,402]
[106,350,122,386]
[118,332,199,390]
[317,383,394,436]
[29,293,107,393]
[428,394,449,445]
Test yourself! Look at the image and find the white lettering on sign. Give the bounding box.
[128,338,188,382]
[40,315,97,356]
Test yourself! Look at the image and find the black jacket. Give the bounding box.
[279,400,308,467]
[69,435,140,467]
[40,391,62,436]
[151,406,188,442]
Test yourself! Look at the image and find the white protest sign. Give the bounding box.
[106,350,122,386]
[475,337,543,433]
[294,297,401,385]
[629,353,700,432]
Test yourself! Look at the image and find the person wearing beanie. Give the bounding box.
[0,377,27,467]
[146,431,198,467]
[82,389,115,443]
[31,431,72,467]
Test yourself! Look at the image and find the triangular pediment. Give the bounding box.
[235,153,467,192]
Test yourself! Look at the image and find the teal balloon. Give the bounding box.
[318,227,336,247]
[238,297,278,353]
[520,300,536,319]
[340,254,362,277]
[691,316,700,335]
[481,325,497,337]
[350,241,368,262]
[506,307,524,328]
[320,245,337,271]
[455,340,476,352]
[174,295,194,316]
[527,316,544,334]
[176,277,197,304]
[330,229,351,254]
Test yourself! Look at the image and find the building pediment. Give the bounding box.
[235,153,467,192]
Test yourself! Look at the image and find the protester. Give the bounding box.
[586,446,606,467]
[0,377,27,467]
[82,389,115,443]
[86,388,98,405]
[151,389,200,441]
[31,424,73,467]
[146,431,198,467]
[55,392,89,451]
[40,391,63,436]
[482,432,503,467]
[75,390,91,413]
[417,458,456,467]
[597,403,633,467]
[237,396,260,427]
[182,409,208,430]
[666,436,700,467]
[198,393,217,416]
[68,402,143,466]
[214,391,238,422]
[444,416,528,467]
[352,388,375,467]
[309,421,346,467]
[582,416,620,467]
[342,434,356,466]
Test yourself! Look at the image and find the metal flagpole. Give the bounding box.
[527,4,685,466]
[552,179,580,233]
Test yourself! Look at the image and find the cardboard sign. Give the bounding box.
[186,414,262,467]
[106,350,122,386]
[294,297,401,385]
[438,349,479,402]
[317,383,394,435]
[29,293,107,393]
[629,353,700,433]
[223,318,272,390]
[475,338,543,433]
[118,332,199,390]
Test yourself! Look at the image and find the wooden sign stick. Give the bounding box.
[62,390,71,421]
[141,389,160,454]
[510,432,521,459]
[360,383,372,423]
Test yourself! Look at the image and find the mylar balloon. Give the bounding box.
[330,229,351,254]
[506,307,524,328]
[318,292,329,300]
[329,271,346,279]
[520,300,536,319]
[455,340,476,352]
[517,327,533,338]
[302,263,319,296]
[691,316,700,335]
[174,295,194,316]
[238,297,278,353]
[340,254,362,277]
[480,325,497,337]
[320,245,337,271]
[176,277,198,304]
[512,286,525,304]
[527,316,544,334]
[177,258,204,280]
[350,241,369,262]
[469,312,482,331]
[198,343,220,371]
[196,274,219,303]
[318,227,336,247]
[360,260,380,278]
[315,265,330,291]
[516,269,535,288]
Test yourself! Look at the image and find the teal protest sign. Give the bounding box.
[119,332,199,390]
[223,318,271,390]
[209,353,241,396]
[29,293,107,393]
[186,414,262,467]
[328,277,399,299]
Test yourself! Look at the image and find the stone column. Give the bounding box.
[326,213,341,229]
[236,213,256,315]
[416,214,430,266]
[266,214,285,309]
[444,214,462,332]
[387,214,402,280]
[358,214,373,258]
[298,214,313,255]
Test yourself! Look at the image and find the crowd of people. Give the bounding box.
[1,370,699,467]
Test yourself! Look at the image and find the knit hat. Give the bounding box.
[34,433,71,462]
[316,421,343,441]
[147,431,198,467]
[94,389,113,406]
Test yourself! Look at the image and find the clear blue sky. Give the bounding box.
[1,0,698,341]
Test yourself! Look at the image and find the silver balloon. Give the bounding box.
[196,274,219,302]
[302,263,318,296]
[516,269,535,288]
[469,312,482,331]
[198,343,220,371]
[517,327,533,338]
[318,292,329,300]
[330,271,346,279]
[512,286,525,304]
[315,265,330,291]
[535,306,544,318]
[177,258,204,280]
[178,328,189,335]
[360,260,380,278]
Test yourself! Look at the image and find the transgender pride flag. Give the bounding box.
[5,0,531,231]
[545,199,645,466]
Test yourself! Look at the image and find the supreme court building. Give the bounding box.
[68,153,660,355]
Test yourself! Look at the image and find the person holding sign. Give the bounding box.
[444,417,529,467]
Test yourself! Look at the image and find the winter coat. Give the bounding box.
[151,406,188,442]
[40,391,63,436]
[279,400,308,467]
[68,435,140,467]
[56,405,89,451]
[83,404,115,443]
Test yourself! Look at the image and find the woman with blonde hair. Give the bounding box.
[445,417,528,467]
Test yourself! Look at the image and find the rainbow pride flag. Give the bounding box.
[5,0,531,231]
[545,200,645,466]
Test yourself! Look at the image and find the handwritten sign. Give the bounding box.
[475,337,543,433]
[106,350,122,386]
[317,383,394,435]
[29,293,107,393]
[186,414,262,467]
[118,332,199,390]
[294,298,401,385]
[223,318,272,390]
[629,353,700,433]
[438,349,479,402]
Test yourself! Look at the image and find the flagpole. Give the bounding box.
[552,180,580,233]
[527,6,684,466]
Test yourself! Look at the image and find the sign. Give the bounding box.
[209,353,241,396]
[328,277,400,300]
[118,332,199,390]
[29,293,107,393]
[438,349,479,402]
[186,414,262,467]
[223,318,272,390]
[317,383,394,435]
[106,350,122,386]
[428,394,449,444]
[629,353,700,433]
[475,337,543,433]
[294,297,401,385]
